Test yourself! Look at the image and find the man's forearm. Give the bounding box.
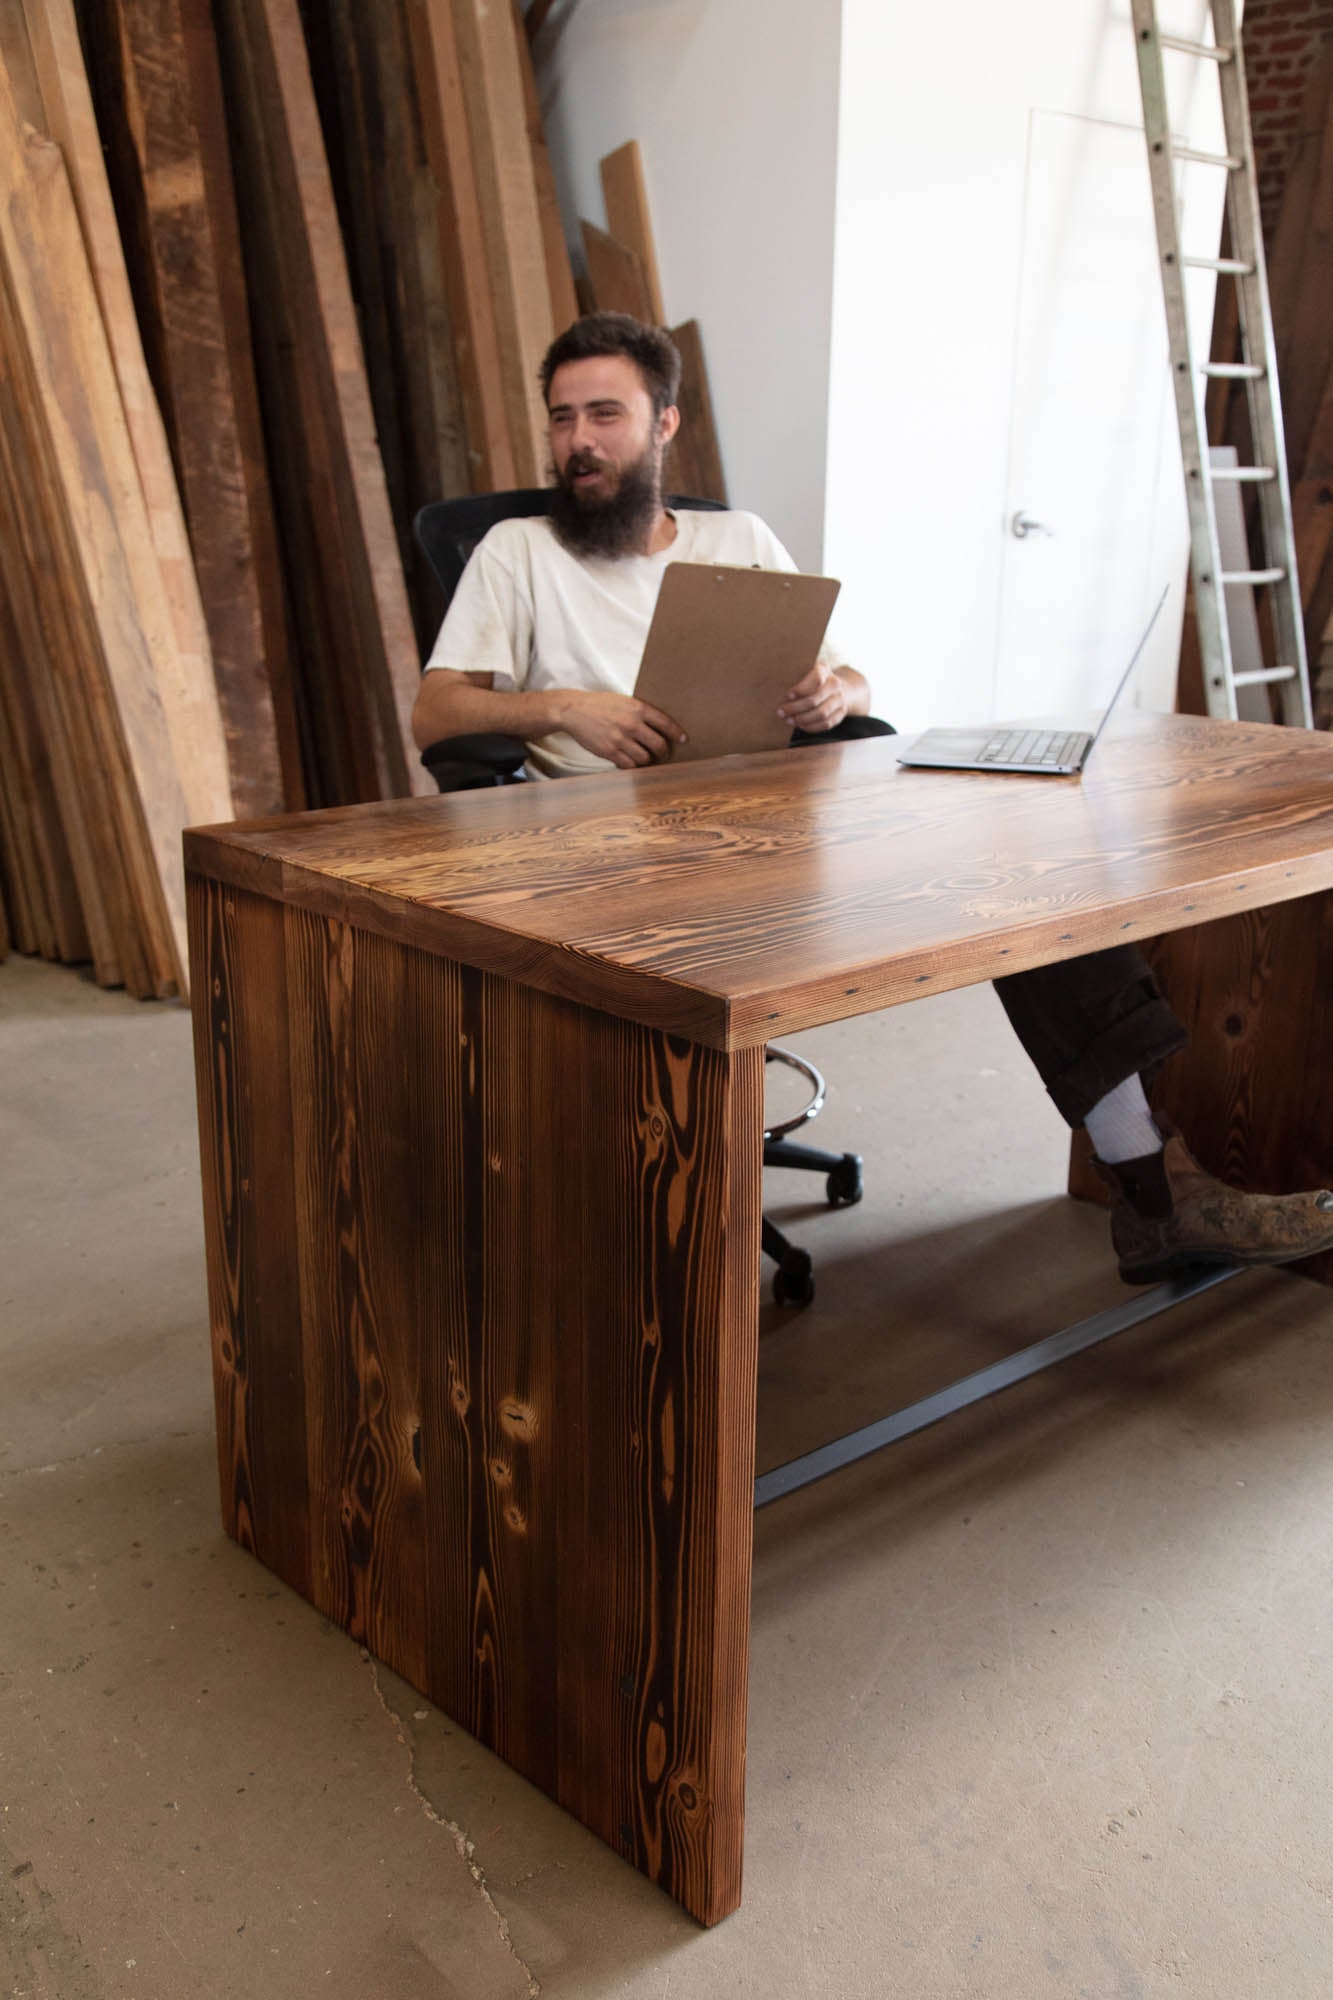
[836,666,871,717]
[412,672,571,750]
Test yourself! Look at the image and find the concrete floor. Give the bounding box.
[3,952,1333,2000]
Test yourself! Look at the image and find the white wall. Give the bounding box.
[825,0,1230,724]
[542,0,1235,724]
[537,0,842,571]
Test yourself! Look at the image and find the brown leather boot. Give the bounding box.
[1094,1129,1333,1285]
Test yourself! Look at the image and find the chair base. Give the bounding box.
[762,1143,864,1307]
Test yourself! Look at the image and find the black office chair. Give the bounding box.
[413,490,865,1305]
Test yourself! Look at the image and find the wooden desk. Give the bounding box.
[185,714,1333,1925]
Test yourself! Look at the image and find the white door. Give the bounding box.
[993,110,1175,721]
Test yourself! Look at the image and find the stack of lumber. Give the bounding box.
[0,0,232,996]
[0,0,734,991]
[579,138,726,504]
[292,0,575,651]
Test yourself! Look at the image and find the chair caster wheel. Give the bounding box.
[772,1248,814,1307]
[826,1153,863,1207]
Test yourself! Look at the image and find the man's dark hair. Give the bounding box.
[539,312,682,417]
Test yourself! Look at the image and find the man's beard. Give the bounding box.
[549,443,662,559]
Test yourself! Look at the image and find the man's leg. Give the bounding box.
[996,948,1333,1282]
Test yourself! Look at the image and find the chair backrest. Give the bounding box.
[413,490,729,618]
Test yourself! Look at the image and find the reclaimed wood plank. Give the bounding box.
[580,218,654,321]
[448,0,554,486]
[599,139,665,324]
[213,0,429,803]
[0,575,87,961]
[670,318,726,504]
[0,385,121,983]
[21,0,232,812]
[0,90,231,988]
[298,0,471,656]
[0,601,47,957]
[75,0,290,818]
[406,0,516,492]
[515,1,577,333]
[0,78,232,989]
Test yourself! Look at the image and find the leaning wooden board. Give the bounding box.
[0,65,233,990]
[299,0,473,654]
[75,0,292,819]
[19,0,230,812]
[447,0,554,486]
[599,139,665,323]
[212,0,430,804]
[406,0,516,493]
[0,400,119,983]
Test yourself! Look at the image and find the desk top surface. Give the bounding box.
[185,714,1333,1049]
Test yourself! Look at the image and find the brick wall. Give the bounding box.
[1243,0,1333,237]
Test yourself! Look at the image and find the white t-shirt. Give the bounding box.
[423,508,849,778]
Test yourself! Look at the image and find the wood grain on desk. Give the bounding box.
[185,714,1333,1050]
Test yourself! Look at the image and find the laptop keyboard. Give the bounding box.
[977,728,1084,767]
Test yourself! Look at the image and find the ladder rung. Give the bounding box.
[1202,362,1265,379]
[1220,568,1286,585]
[1172,146,1244,169]
[1185,256,1254,275]
[1156,33,1234,62]
[1232,667,1299,687]
[1209,465,1277,482]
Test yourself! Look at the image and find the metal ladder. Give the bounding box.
[1132,0,1312,725]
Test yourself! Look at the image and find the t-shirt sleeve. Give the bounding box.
[740,514,850,674]
[422,528,533,693]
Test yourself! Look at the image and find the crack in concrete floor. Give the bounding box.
[0,1428,210,1487]
[366,1659,542,1997]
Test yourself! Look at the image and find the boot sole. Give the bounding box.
[1119,1239,1333,1286]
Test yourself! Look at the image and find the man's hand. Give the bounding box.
[779,658,853,734]
[556,689,687,768]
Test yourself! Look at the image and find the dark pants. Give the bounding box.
[791,714,1189,1128]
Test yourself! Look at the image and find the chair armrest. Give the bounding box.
[420,732,528,792]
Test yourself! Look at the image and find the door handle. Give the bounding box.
[1011,510,1055,540]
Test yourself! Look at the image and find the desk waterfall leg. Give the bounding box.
[188,874,764,1926]
[1071,892,1333,1287]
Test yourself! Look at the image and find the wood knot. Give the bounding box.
[675,1781,699,1813]
[489,1457,512,1488]
[499,1401,537,1441]
[1224,1013,1245,1037]
[502,1503,527,1535]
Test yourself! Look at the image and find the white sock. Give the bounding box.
[1083,1074,1163,1163]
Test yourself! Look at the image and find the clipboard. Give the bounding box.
[632,561,841,763]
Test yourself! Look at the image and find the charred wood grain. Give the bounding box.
[75,0,291,818]
[185,717,1333,1050]
[188,875,310,1589]
[188,874,761,1921]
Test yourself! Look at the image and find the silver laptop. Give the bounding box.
[897,586,1168,775]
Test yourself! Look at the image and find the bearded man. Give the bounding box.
[412,312,1333,1283]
